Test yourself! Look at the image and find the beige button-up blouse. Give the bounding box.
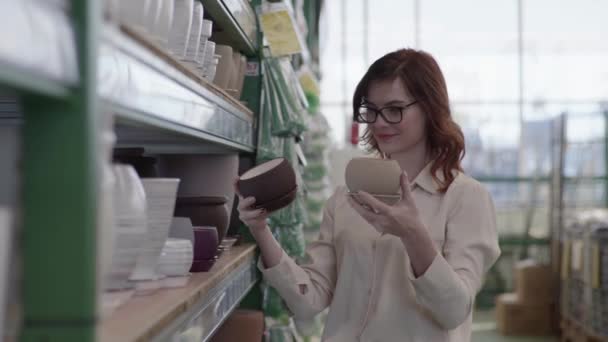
[259,163,501,341]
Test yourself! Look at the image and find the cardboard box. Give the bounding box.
[495,293,555,336]
[210,309,265,342]
[515,259,554,304]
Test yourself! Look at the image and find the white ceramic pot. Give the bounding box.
[227,51,242,92]
[196,19,213,71]
[169,217,195,245]
[106,164,148,291]
[144,0,162,36]
[118,0,150,31]
[168,0,193,58]
[213,44,234,89]
[153,0,174,48]
[130,178,180,281]
[157,238,193,276]
[236,55,247,98]
[182,1,203,63]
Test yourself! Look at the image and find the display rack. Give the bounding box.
[0,0,273,341]
[99,245,257,342]
[0,2,78,98]
[1,0,325,340]
[100,25,256,153]
[203,0,258,55]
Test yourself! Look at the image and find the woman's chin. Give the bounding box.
[377,143,399,155]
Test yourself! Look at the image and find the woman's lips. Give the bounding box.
[374,133,398,142]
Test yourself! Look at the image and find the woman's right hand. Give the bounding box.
[234,179,269,234]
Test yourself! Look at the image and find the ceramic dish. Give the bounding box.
[157,238,193,276]
[213,44,233,89]
[345,158,401,195]
[152,0,174,48]
[106,164,148,291]
[169,216,195,245]
[175,197,229,243]
[182,1,203,63]
[347,192,401,206]
[168,0,193,58]
[256,187,297,213]
[130,178,180,281]
[237,158,297,212]
[191,226,219,260]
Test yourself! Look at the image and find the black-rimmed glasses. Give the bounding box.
[355,100,418,124]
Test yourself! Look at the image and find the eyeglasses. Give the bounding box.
[355,100,418,124]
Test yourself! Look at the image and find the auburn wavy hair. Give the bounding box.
[352,49,465,193]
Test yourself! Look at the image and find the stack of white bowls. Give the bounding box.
[152,0,175,48]
[226,52,247,99]
[202,42,217,81]
[144,0,161,36]
[196,19,213,76]
[130,178,180,295]
[117,0,149,31]
[169,0,193,58]
[157,238,194,288]
[181,1,203,69]
[214,44,233,89]
[102,164,148,315]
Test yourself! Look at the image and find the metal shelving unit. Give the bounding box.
[100,26,256,153]
[0,0,268,341]
[99,245,258,342]
[203,0,258,55]
[0,2,78,98]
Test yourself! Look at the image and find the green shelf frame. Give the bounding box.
[2,0,263,341]
[0,0,328,339]
[21,0,99,341]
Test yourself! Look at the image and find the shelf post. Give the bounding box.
[604,109,608,207]
[21,0,99,341]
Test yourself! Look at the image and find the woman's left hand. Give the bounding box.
[347,172,424,238]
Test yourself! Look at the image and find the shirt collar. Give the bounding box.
[411,161,441,195]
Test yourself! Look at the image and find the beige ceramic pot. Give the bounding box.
[345,158,401,204]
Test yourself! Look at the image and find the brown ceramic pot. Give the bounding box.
[174,196,229,243]
[237,158,297,212]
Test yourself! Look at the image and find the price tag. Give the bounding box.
[245,62,259,76]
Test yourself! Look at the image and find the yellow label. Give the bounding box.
[298,72,320,97]
[260,10,303,56]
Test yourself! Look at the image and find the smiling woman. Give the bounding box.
[236,48,501,342]
[353,49,466,193]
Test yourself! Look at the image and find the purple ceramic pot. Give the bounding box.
[192,226,219,260]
